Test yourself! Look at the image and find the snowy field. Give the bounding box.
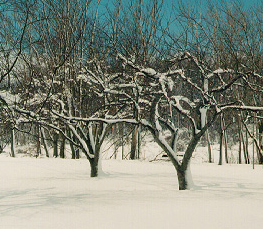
[1,154,263,229]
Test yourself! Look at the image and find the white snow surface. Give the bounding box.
[141,68,157,76]
[1,153,263,229]
[200,107,207,128]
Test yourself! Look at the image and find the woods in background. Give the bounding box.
[1,0,263,189]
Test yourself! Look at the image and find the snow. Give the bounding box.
[200,107,207,128]
[0,90,18,105]
[88,122,96,153]
[207,68,225,78]
[185,161,195,189]
[141,68,157,76]
[1,153,263,229]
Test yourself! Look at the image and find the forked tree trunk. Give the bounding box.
[167,134,200,190]
[175,158,195,190]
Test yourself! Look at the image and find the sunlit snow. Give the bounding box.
[0,148,263,229]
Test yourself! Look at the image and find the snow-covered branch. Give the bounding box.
[220,105,263,112]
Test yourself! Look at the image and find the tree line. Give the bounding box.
[0,0,263,190]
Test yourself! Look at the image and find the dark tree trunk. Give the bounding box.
[219,114,224,165]
[90,159,99,177]
[70,142,76,159]
[177,169,187,190]
[41,128,49,158]
[224,130,228,164]
[245,130,249,164]
[258,122,263,164]
[73,135,80,159]
[173,134,201,190]
[60,134,66,158]
[36,125,41,157]
[53,132,59,157]
[70,143,76,159]
[241,129,248,164]
[89,149,100,177]
[238,115,242,164]
[222,117,228,164]
[130,126,138,160]
[76,148,80,159]
[67,129,76,159]
[218,130,223,165]
[206,130,212,163]
[10,128,15,157]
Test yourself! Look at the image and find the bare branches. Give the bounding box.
[0,8,29,84]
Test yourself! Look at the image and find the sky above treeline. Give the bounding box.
[102,0,261,9]
[99,0,262,22]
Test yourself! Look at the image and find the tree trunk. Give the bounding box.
[258,122,263,164]
[238,115,242,164]
[206,130,212,163]
[245,129,249,164]
[53,132,59,157]
[90,158,99,177]
[60,134,66,158]
[70,142,76,159]
[243,120,263,164]
[36,125,41,157]
[89,149,100,177]
[241,127,248,164]
[121,123,124,160]
[219,130,224,165]
[10,128,15,157]
[73,135,80,159]
[67,129,76,159]
[41,128,49,158]
[222,117,228,164]
[76,148,80,159]
[218,114,224,165]
[224,130,228,163]
[169,134,200,190]
[177,169,187,190]
[130,126,139,160]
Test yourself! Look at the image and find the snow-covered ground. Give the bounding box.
[0,154,263,229]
